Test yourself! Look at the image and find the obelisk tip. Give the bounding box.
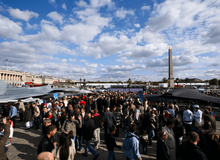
[169,45,172,49]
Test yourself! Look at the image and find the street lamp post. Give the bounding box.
[128,78,131,93]
[80,78,82,90]
[83,78,86,89]
[176,78,179,89]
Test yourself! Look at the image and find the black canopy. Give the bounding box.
[161,88,220,104]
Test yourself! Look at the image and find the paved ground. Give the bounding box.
[6,106,220,160]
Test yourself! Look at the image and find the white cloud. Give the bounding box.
[81,35,136,58]
[120,43,168,59]
[80,59,87,63]
[8,8,39,21]
[0,15,22,39]
[69,58,77,62]
[26,22,38,29]
[141,5,150,11]
[147,54,198,67]
[47,11,63,25]
[61,59,67,63]
[116,7,134,19]
[115,57,136,64]
[48,0,56,4]
[62,3,67,10]
[134,23,140,28]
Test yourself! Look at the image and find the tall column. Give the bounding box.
[168,46,174,88]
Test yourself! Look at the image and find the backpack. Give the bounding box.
[123,133,135,150]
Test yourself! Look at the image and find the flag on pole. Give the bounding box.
[6,59,8,61]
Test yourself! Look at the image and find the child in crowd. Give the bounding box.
[5,116,13,146]
[140,130,148,155]
[127,112,134,127]
[105,127,121,160]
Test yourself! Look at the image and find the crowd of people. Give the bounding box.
[0,91,219,160]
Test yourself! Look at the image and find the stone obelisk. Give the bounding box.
[168,46,174,88]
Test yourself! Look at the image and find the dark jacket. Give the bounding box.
[93,114,102,128]
[206,137,220,160]
[145,112,154,126]
[83,118,96,141]
[157,139,170,160]
[114,111,121,124]
[0,124,10,160]
[173,124,184,146]
[103,111,116,126]
[24,108,33,122]
[105,134,120,151]
[37,135,54,154]
[178,142,208,160]
[190,127,207,154]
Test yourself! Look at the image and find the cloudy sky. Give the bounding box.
[0,0,220,82]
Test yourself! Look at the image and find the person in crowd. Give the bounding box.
[51,133,75,160]
[33,103,40,129]
[127,112,134,127]
[157,131,169,160]
[24,104,33,130]
[0,117,10,160]
[162,120,176,160]
[42,118,52,135]
[17,99,25,122]
[4,116,13,146]
[83,113,99,160]
[114,106,121,137]
[140,130,148,155]
[61,114,82,143]
[93,109,102,150]
[37,125,57,154]
[173,118,184,147]
[35,152,54,160]
[206,132,220,160]
[103,107,117,135]
[145,108,155,145]
[183,106,194,137]
[123,123,142,160]
[190,122,207,154]
[168,104,175,118]
[193,105,202,123]
[123,103,130,132]
[206,106,215,118]
[134,105,141,125]
[189,101,195,113]
[105,127,121,160]
[178,132,208,160]
[2,103,10,118]
[203,109,216,131]
[152,108,159,140]
[9,103,17,128]
[59,108,66,127]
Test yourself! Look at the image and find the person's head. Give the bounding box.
[166,119,174,129]
[32,103,36,107]
[189,132,199,145]
[46,125,57,136]
[129,123,137,133]
[138,105,141,110]
[87,113,91,119]
[206,106,212,112]
[43,118,51,127]
[94,109,99,114]
[195,122,202,129]
[185,106,189,110]
[35,152,54,160]
[170,104,174,109]
[61,108,65,113]
[174,118,180,126]
[204,109,210,115]
[68,114,75,121]
[58,133,72,159]
[106,107,110,111]
[81,108,85,113]
[190,101,194,105]
[110,126,116,134]
[194,105,199,111]
[43,107,48,113]
[159,131,168,140]
[18,99,21,103]
[48,110,52,116]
